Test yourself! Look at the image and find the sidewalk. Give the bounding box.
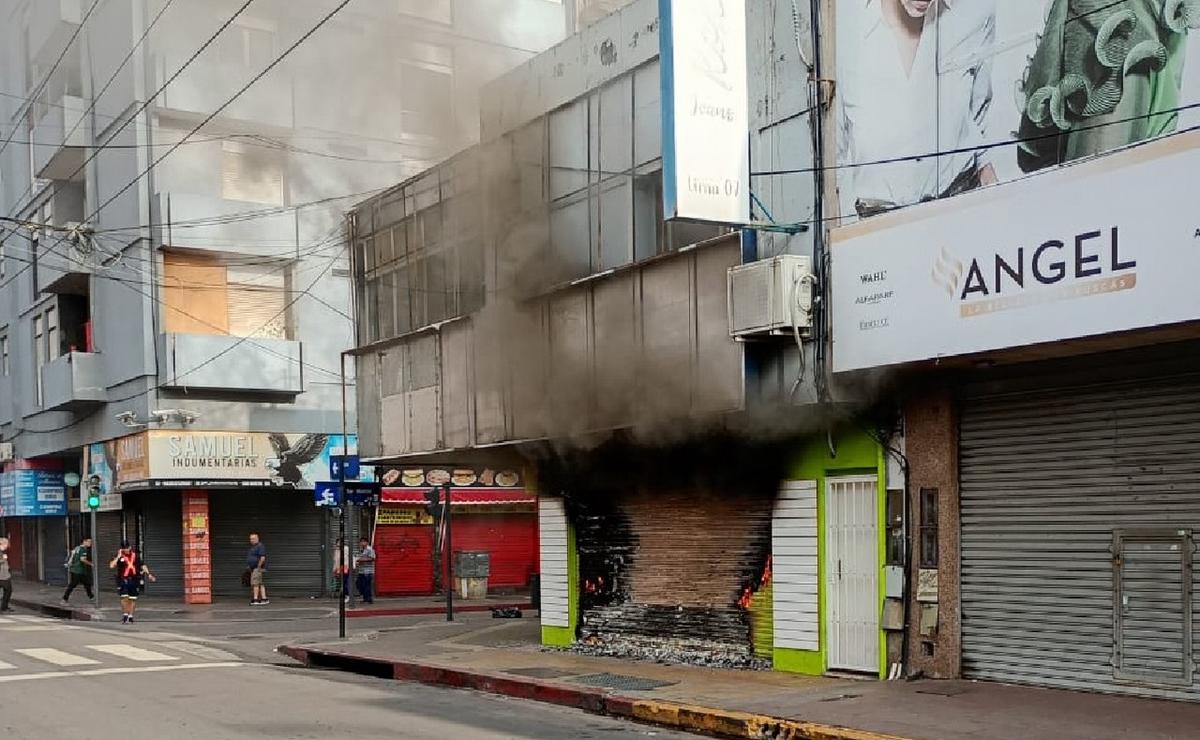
[8,581,527,623]
[279,613,1200,740]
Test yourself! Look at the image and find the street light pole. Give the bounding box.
[443,481,453,622]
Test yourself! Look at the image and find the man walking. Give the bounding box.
[62,536,94,603]
[247,532,268,605]
[0,537,12,612]
[354,536,376,605]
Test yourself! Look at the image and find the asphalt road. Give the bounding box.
[0,612,692,739]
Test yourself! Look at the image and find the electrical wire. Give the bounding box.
[3,0,182,215]
[0,0,104,160]
[3,247,345,442]
[82,0,357,228]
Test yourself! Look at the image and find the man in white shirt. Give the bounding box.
[837,0,998,219]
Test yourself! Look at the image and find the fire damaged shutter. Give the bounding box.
[575,489,774,666]
[538,496,570,628]
[773,480,819,650]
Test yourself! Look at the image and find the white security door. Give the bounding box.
[825,476,879,673]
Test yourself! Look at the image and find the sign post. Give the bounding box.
[443,481,453,622]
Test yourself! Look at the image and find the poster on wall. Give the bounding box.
[835,0,1200,221]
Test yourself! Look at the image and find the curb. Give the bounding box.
[10,597,97,622]
[346,602,532,619]
[277,644,909,740]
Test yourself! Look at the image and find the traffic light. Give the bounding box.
[87,491,101,510]
[424,488,441,518]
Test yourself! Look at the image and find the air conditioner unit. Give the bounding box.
[0,442,13,463]
[727,255,814,338]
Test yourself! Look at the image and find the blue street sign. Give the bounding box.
[329,454,361,480]
[344,481,380,506]
[314,481,341,507]
[314,481,379,507]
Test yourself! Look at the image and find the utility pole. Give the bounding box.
[443,481,453,622]
[338,352,348,639]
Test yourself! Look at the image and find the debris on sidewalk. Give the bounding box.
[491,607,523,618]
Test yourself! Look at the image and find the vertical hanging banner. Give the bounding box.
[181,491,212,605]
[660,0,750,224]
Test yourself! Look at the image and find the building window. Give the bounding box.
[0,328,8,376]
[162,251,289,339]
[919,487,939,568]
[33,313,44,406]
[0,241,6,278]
[399,61,453,138]
[221,141,285,205]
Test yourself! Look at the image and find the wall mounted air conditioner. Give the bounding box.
[0,442,13,463]
[727,255,814,339]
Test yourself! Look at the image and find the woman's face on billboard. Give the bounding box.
[898,0,934,18]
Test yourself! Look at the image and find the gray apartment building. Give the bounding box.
[0,0,565,600]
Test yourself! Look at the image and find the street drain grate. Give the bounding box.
[504,667,577,680]
[570,673,677,691]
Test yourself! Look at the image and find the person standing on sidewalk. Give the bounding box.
[247,532,269,605]
[333,538,350,603]
[354,537,376,605]
[62,536,94,603]
[110,541,155,624]
[0,537,12,612]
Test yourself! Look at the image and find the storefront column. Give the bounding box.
[904,387,961,678]
[181,491,212,604]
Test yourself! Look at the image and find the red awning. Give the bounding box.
[381,488,534,506]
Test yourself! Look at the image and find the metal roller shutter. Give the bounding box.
[451,514,537,590]
[375,522,435,596]
[94,512,125,566]
[137,494,184,596]
[209,491,324,597]
[41,518,68,587]
[960,375,1200,701]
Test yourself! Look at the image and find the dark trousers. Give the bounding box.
[0,578,11,611]
[64,572,93,601]
[355,573,374,604]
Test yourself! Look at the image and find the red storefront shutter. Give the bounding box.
[451,514,537,590]
[375,524,435,596]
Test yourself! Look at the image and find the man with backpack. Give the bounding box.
[62,536,94,603]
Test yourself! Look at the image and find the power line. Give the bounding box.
[35,0,259,218]
[4,247,346,442]
[751,99,1200,178]
[3,0,182,214]
[0,0,103,160]
[82,0,356,228]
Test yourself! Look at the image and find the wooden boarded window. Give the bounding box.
[162,251,289,338]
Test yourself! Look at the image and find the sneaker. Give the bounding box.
[121,614,130,624]
[250,599,260,606]
[259,599,270,605]
[127,615,134,624]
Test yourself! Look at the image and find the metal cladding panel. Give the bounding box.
[441,323,473,450]
[694,241,742,414]
[208,491,324,597]
[960,375,1200,700]
[773,480,819,650]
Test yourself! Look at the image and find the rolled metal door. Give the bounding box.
[960,375,1200,700]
